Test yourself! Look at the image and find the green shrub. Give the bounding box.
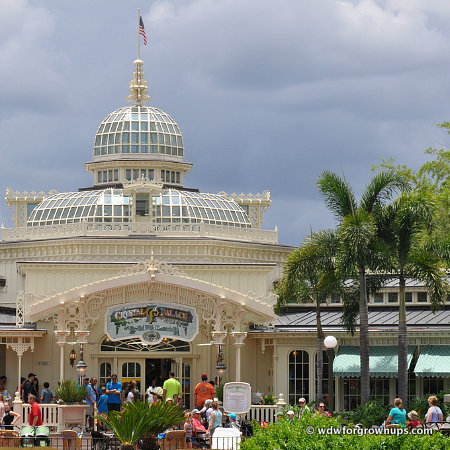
[408,396,430,421]
[263,395,275,405]
[351,399,389,427]
[409,391,450,422]
[55,379,87,404]
[240,415,450,449]
[215,382,225,402]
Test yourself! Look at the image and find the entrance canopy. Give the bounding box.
[333,346,416,378]
[414,345,450,378]
[26,260,276,332]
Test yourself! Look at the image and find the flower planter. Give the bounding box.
[57,404,88,432]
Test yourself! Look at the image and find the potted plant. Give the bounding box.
[99,400,186,450]
[55,380,88,431]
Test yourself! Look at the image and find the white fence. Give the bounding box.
[246,405,278,423]
[14,401,59,428]
[1,221,278,244]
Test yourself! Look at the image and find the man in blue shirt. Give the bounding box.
[106,374,122,412]
[83,376,97,431]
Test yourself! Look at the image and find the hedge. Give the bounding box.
[240,415,449,449]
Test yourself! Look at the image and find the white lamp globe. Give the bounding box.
[324,335,337,349]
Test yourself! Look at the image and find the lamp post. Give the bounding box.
[216,345,227,385]
[76,344,87,385]
[324,335,337,412]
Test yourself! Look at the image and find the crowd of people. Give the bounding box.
[284,395,445,429]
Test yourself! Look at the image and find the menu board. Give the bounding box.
[223,382,251,414]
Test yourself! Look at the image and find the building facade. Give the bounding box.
[0,56,449,411]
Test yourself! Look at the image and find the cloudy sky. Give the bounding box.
[1,0,450,246]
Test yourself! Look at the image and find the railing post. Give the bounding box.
[275,393,286,422]
[13,391,24,427]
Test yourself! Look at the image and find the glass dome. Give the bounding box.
[27,189,251,228]
[27,189,131,227]
[93,105,184,160]
[153,190,251,228]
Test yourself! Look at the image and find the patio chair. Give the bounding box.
[0,429,20,447]
[62,429,82,450]
[159,430,187,450]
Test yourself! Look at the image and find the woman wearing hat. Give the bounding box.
[407,411,421,429]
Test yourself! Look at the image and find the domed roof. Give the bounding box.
[93,104,184,162]
[27,188,251,228]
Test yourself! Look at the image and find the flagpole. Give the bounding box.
[137,8,141,60]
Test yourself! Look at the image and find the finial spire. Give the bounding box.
[127,9,150,105]
[126,59,151,104]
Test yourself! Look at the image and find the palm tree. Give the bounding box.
[98,400,186,450]
[275,229,340,404]
[317,170,408,404]
[380,192,448,405]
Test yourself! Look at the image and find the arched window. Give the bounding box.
[288,350,309,405]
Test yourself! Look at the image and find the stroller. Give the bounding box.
[35,425,51,446]
[20,425,51,447]
[20,425,36,447]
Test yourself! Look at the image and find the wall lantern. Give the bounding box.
[69,348,77,367]
[216,345,227,379]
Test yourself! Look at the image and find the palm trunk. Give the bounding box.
[398,271,408,407]
[359,267,370,404]
[316,303,325,401]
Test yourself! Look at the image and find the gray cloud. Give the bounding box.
[1,0,450,246]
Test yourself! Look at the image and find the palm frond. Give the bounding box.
[360,171,409,213]
[317,171,357,220]
[405,250,449,312]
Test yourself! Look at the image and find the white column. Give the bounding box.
[231,332,247,382]
[55,330,70,381]
[7,338,32,395]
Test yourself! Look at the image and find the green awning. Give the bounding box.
[333,346,415,378]
[414,345,450,378]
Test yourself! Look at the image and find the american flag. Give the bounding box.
[139,16,147,45]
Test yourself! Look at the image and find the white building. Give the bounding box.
[1,55,449,411]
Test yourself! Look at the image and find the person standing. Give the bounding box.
[106,374,122,412]
[40,382,55,404]
[205,401,222,440]
[2,402,21,429]
[83,376,96,431]
[163,372,182,403]
[23,373,38,403]
[90,377,99,401]
[0,376,11,402]
[28,395,43,426]
[194,374,215,408]
[146,379,158,405]
[298,398,310,417]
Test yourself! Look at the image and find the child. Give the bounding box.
[97,387,109,431]
[40,382,55,404]
[407,410,421,429]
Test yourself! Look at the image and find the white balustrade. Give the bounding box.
[245,405,277,423]
[13,397,60,428]
[1,221,278,244]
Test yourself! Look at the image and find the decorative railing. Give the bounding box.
[1,222,278,244]
[246,405,278,423]
[14,401,59,428]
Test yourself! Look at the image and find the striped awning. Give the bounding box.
[414,345,450,378]
[333,346,415,378]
